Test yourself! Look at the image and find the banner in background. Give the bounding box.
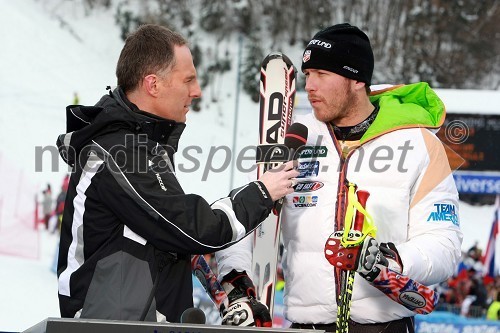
[453,172,500,194]
[415,311,500,332]
[437,113,500,172]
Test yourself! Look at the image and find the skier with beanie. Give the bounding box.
[222,23,463,332]
[282,22,463,332]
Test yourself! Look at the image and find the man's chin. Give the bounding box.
[313,109,329,123]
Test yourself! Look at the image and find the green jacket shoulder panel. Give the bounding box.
[362,82,446,143]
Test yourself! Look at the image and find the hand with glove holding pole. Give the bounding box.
[219,269,272,327]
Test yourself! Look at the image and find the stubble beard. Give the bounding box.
[315,84,356,125]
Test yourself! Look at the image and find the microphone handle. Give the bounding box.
[273,198,284,216]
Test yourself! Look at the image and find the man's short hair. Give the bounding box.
[116,24,187,93]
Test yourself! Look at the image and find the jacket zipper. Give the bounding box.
[327,123,358,298]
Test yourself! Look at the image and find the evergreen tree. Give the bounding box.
[242,33,264,103]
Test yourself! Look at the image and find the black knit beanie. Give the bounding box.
[301,23,374,85]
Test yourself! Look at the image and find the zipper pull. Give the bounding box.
[341,141,350,158]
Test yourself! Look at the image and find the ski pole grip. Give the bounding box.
[353,190,370,231]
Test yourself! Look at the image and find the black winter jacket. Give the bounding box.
[56,88,273,322]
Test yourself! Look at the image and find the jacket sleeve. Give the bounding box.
[215,173,256,279]
[396,129,463,285]
[92,140,274,254]
[215,236,253,279]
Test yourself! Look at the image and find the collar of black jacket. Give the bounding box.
[111,87,186,148]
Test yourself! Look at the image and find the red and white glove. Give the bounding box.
[324,230,403,281]
[220,269,272,327]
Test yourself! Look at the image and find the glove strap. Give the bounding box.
[221,270,256,303]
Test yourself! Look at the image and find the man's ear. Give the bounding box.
[353,80,367,92]
[143,74,159,97]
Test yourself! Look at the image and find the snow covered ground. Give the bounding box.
[0,229,60,332]
[0,0,499,332]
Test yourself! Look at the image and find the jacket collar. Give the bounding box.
[111,87,186,150]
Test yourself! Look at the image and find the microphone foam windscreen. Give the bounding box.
[180,307,206,324]
[284,123,308,151]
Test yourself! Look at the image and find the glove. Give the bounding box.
[324,231,403,282]
[355,238,404,281]
[220,269,272,327]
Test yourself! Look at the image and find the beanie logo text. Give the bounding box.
[343,66,359,74]
[307,39,332,49]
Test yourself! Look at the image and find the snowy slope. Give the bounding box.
[0,0,122,191]
[0,0,498,332]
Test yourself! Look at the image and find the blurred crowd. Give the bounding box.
[435,243,500,320]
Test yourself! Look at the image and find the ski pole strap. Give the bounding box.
[341,182,376,247]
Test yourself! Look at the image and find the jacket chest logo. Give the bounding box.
[149,159,167,191]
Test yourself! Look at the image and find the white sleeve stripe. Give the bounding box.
[211,198,246,241]
[123,225,147,245]
[59,155,104,297]
[63,132,73,148]
[91,141,231,250]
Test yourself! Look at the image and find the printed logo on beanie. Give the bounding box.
[307,39,332,49]
[343,66,359,74]
[303,50,311,63]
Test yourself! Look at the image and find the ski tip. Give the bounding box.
[261,52,296,70]
[263,52,284,61]
[280,53,294,66]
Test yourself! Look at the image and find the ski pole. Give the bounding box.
[335,185,370,333]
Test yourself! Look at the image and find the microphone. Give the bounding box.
[180,307,206,324]
[274,123,308,214]
[284,123,308,161]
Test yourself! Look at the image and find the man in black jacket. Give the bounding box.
[56,24,297,324]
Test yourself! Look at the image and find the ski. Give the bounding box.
[191,254,228,311]
[252,52,296,319]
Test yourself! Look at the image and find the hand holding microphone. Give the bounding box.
[258,160,298,201]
